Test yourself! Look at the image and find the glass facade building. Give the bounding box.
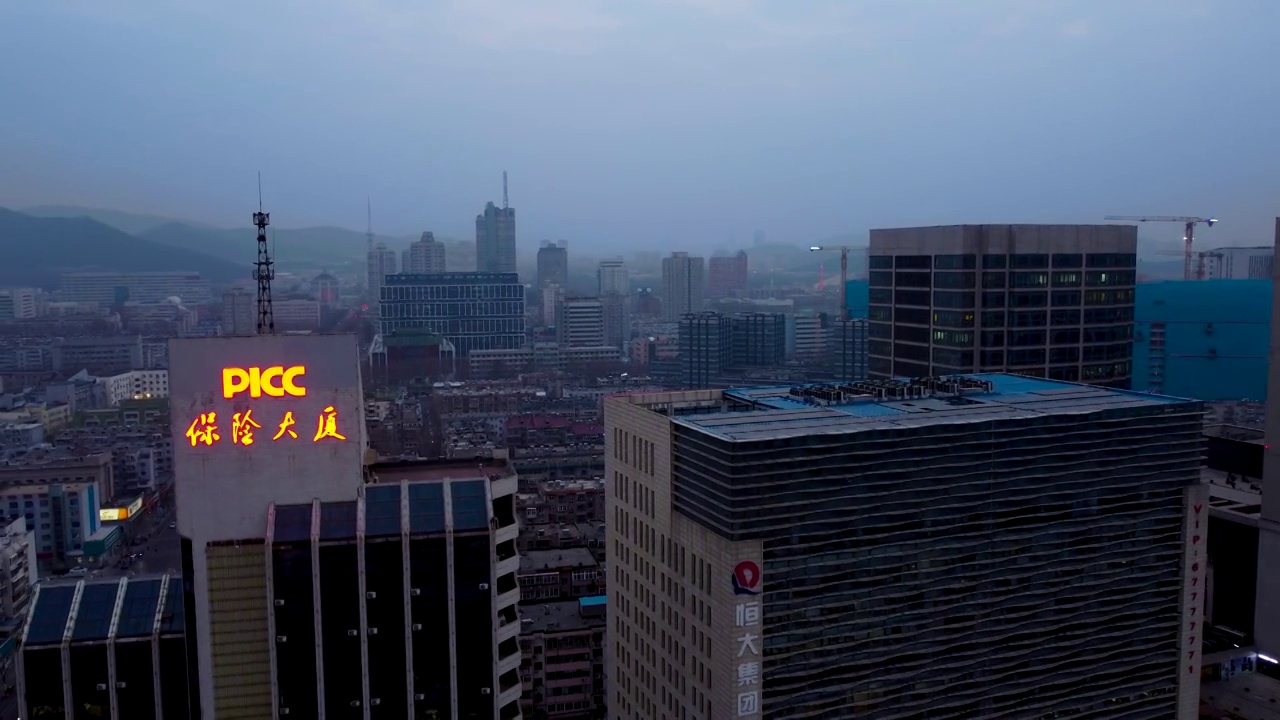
[380,272,526,357]
[19,573,192,719]
[606,374,1207,719]
[1132,279,1270,400]
[867,224,1137,388]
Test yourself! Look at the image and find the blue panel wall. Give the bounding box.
[845,280,869,319]
[1133,280,1271,400]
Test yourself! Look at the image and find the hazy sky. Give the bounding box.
[2,1,1277,252]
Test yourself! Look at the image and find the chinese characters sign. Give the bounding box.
[732,559,763,717]
[185,364,346,448]
[1179,484,1209,690]
[185,406,346,447]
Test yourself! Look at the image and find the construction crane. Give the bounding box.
[811,245,851,320]
[1150,248,1224,281]
[1104,215,1217,281]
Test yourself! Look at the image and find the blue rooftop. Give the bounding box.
[676,373,1194,442]
[579,596,607,608]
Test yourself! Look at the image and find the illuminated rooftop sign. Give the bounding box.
[185,406,346,447]
[222,365,307,399]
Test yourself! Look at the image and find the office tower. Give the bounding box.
[708,250,749,298]
[826,317,869,381]
[61,271,211,305]
[556,296,605,348]
[380,272,525,356]
[662,252,706,321]
[1255,218,1280,661]
[537,242,569,291]
[601,293,631,350]
[404,231,447,274]
[310,272,340,306]
[597,260,629,296]
[606,375,1207,719]
[678,311,729,388]
[19,574,192,719]
[367,242,398,297]
[1204,246,1275,280]
[221,288,256,336]
[787,311,825,359]
[868,224,1137,388]
[728,312,785,368]
[0,287,37,319]
[542,283,566,327]
[477,202,517,274]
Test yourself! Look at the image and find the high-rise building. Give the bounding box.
[601,293,631,350]
[1205,246,1274,280]
[380,272,526,356]
[1254,219,1280,662]
[868,224,1137,388]
[537,242,569,291]
[662,252,706,321]
[309,273,340,306]
[168,334,524,718]
[542,283,566,328]
[597,260,629,296]
[787,311,825,359]
[556,296,605,348]
[826,316,869,381]
[62,272,211,305]
[367,242,398,298]
[221,288,256,336]
[606,375,1207,719]
[708,251,749,298]
[404,231,448,274]
[678,311,729,388]
[728,312,785,369]
[477,202,517,274]
[0,287,37,319]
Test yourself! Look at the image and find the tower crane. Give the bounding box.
[1104,215,1217,281]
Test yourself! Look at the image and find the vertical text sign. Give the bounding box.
[732,560,763,717]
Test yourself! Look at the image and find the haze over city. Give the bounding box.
[3,0,1280,250]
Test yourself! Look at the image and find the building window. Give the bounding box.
[1010,254,1049,269]
[934,254,977,270]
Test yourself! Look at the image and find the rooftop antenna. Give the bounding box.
[254,172,275,334]
[366,197,374,253]
[503,171,509,210]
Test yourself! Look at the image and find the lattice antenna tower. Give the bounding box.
[366,196,374,254]
[502,171,508,210]
[254,173,275,334]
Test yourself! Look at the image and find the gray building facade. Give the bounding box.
[380,272,525,356]
[477,202,517,274]
[868,224,1137,388]
[606,375,1207,719]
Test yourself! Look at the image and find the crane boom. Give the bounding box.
[1103,215,1217,281]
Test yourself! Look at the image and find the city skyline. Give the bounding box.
[2,2,1279,249]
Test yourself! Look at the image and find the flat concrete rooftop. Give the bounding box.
[676,374,1193,442]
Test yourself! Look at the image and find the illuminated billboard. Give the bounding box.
[169,334,366,542]
[99,495,145,522]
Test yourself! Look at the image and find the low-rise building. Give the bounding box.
[519,596,606,720]
[0,452,112,565]
[518,547,604,604]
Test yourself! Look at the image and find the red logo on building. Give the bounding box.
[732,560,761,596]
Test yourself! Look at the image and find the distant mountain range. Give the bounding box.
[0,207,249,288]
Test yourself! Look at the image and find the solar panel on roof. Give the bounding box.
[26,585,76,645]
[72,582,123,641]
[273,504,312,543]
[365,484,402,537]
[319,501,358,541]
[116,579,163,638]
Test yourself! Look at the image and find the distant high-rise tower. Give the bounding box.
[597,259,629,296]
[556,296,605,348]
[476,174,517,274]
[367,243,397,298]
[708,250,749,298]
[537,242,569,290]
[661,252,706,321]
[404,232,447,273]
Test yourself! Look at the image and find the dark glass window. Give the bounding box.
[982,254,1008,269]
[932,329,974,347]
[1009,330,1046,347]
[1008,348,1046,365]
[1051,309,1081,325]
[869,288,892,304]
[932,310,975,328]
[1051,328,1081,345]
[897,307,930,325]
[980,311,1005,327]
[894,342,930,362]
[868,339,892,357]
[1010,310,1047,327]
[1009,291,1048,308]
[980,349,1005,366]
[932,348,974,367]
[1052,253,1083,268]
[869,271,893,287]
[892,359,929,377]
[1086,253,1137,268]
[868,306,892,322]
[869,255,893,270]
[896,271,932,288]
[868,322,891,339]
[1048,365,1080,381]
[896,289,931,306]
[895,255,931,269]
[896,325,930,344]
[869,356,892,376]
[935,254,977,270]
[1051,272,1082,287]
[932,291,975,309]
[1050,346,1080,364]
[1084,307,1134,324]
[933,272,976,289]
[1085,270,1136,287]
[982,291,1007,308]
[1011,272,1049,288]
[981,330,1005,346]
[982,272,1007,289]
[1051,290,1082,307]
[1010,254,1049,269]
